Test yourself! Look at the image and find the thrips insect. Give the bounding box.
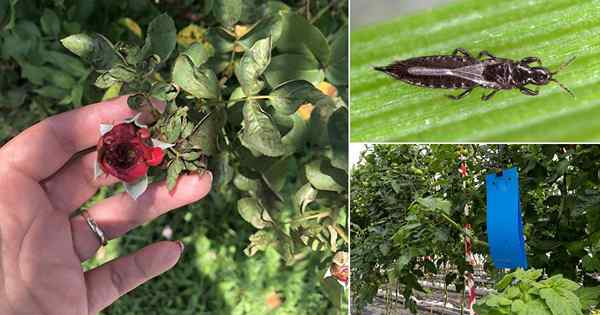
[374,48,575,100]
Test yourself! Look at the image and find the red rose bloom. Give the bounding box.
[97,123,164,182]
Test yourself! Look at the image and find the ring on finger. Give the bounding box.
[81,209,108,246]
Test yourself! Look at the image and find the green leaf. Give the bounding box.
[172,55,219,99]
[244,230,275,256]
[0,0,17,31]
[181,42,212,66]
[539,288,580,315]
[326,26,348,86]
[268,80,324,115]
[511,300,526,314]
[212,0,242,28]
[294,182,318,213]
[189,110,224,156]
[141,13,176,63]
[327,107,348,170]
[71,83,84,107]
[235,36,271,96]
[240,100,286,157]
[261,157,288,193]
[150,82,179,102]
[238,14,284,50]
[61,33,120,70]
[265,53,324,87]
[167,158,184,191]
[416,197,451,214]
[237,197,273,229]
[35,86,68,99]
[40,8,60,37]
[276,12,330,64]
[305,159,346,193]
[61,33,94,57]
[576,286,600,310]
[351,0,600,141]
[44,51,89,77]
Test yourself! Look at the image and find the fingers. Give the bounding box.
[85,241,183,315]
[0,95,162,182]
[71,172,212,261]
[42,151,119,213]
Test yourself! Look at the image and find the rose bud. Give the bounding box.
[97,123,164,183]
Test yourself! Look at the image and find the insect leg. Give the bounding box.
[447,86,476,100]
[452,48,474,58]
[520,57,542,66]
[481,90,499,101]
[519,87,539,96]
[478,50,497,60]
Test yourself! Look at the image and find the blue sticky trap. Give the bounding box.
[486,167,528,269]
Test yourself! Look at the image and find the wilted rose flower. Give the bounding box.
[325,251,349,287]
[330,263,349,285]
[97,122,164,183]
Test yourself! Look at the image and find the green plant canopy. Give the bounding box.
[351,0,600,142]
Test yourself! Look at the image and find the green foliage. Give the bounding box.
[83,190,342,315]
[351,144,600,313]
[474,268,590,315]
[2,0,348,313]
[350,0,600,141]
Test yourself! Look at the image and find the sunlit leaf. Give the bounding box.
[235,36,271,96]
[241,100,286,157]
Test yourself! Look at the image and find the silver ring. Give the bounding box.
[81,210,108,246]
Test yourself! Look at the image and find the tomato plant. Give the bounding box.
[352,144,600,313]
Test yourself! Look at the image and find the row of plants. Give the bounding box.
[2,0,348,313]
[351,144,600,314]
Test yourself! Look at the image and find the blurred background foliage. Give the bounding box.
[0,0,348,314]
[351,144,600,313]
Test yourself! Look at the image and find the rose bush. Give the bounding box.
[97,122,164,182]
[1,0,348,313]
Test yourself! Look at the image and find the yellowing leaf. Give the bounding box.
[177,24,205,46]
[119,18,142,38]
[297,103,314,121]
[102,82,123,101]
[234,25,250,38]
[318,81,337,97]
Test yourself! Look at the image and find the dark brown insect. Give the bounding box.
[374,48,575,100]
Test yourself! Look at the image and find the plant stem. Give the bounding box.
[439,212,488,247]
[225,95,273,104]
[310,0,337,24]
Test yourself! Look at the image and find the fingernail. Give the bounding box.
[205,170,213,183]
[176,240,185,254]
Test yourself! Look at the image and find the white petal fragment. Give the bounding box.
[100,124,113,136]
[124,175,149,200]
[94,160,104,179]
[324,268,332,279]
[124,113,148,128]
[151,138,175,149]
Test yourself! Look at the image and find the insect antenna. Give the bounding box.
[551,56,576,75]
[550,78,574,97]
[550,56,576,97]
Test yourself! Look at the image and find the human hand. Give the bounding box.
[0,96,212,315]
